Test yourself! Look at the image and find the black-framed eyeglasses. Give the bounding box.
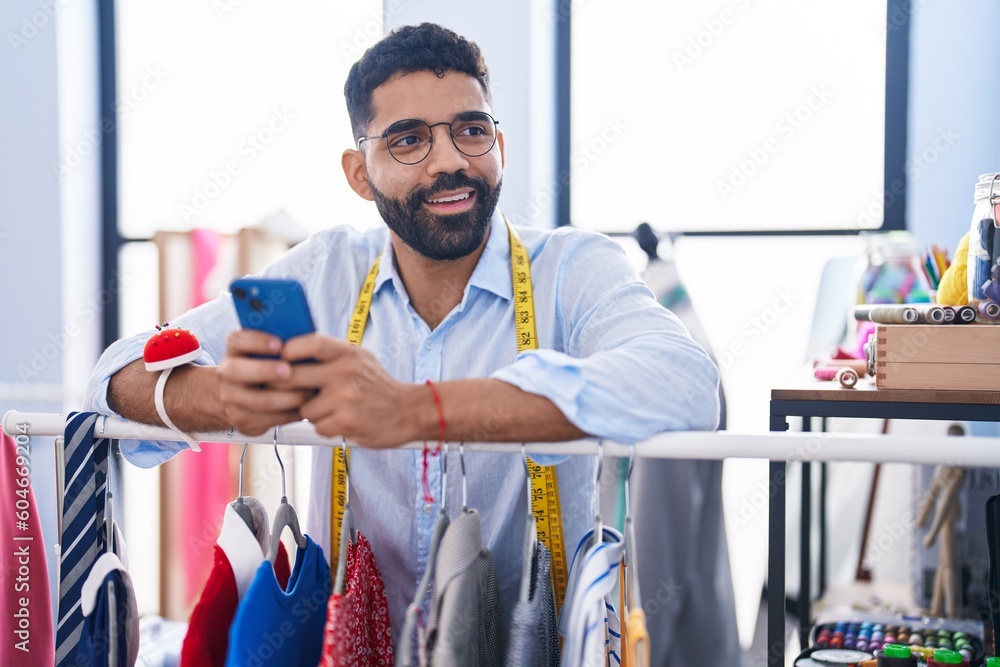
[356,111,499,165]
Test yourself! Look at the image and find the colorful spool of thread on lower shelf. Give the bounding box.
[813,621,980,664]
[877,644,917,666]
[926,648,968,666]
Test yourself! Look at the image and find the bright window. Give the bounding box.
[571,1,888,232]
[117,0,384,239]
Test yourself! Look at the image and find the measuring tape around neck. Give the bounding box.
[330,217,568,609]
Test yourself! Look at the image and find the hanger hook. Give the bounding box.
[227,426,236,439]
[238,443,249,499]
[594,440,604,541]
[440,442,449,509]
[273,426,286,500]
[460,442,467,511]
[625,444,636,522]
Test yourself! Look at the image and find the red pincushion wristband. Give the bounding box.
[144,324,203,453]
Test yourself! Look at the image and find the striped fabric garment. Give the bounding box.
[55,412,110,666]
[558,527,625,667]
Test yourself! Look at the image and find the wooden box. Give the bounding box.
[874,324,1000,390]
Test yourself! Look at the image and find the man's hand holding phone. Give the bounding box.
[217,329,311,436]
[220,278,318,435]
[222,277,425,445]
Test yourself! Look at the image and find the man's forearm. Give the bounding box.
[414,378,589,443]
[107,359,229,432]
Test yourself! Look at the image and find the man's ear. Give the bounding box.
[342,149,374,201]
[496,129,506,170]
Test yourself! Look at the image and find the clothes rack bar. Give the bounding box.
[6,410,1000,467]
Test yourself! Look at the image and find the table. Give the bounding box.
[768,382,1000,667]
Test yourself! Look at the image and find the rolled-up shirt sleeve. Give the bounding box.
[491,232,720,444]
[83,297,238,467]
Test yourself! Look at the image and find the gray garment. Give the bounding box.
[506,541,560,667]
[427,509,508,667]
[634,459,742,666]
[633,256,743,666]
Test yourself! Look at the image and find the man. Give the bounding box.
[86,22,720,641]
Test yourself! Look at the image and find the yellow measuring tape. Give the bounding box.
[507,221,568,610]
[330,218,568,609]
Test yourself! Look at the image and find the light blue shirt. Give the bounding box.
[85,211,720,642]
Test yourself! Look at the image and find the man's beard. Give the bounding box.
[369,171,502,261]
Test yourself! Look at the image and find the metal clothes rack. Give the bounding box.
[6,410,1000,465]
[9,408,1000,667]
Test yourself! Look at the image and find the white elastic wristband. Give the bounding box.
[154,367,202,453]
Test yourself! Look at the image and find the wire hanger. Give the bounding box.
[623,444,641,608]
[230,443,255,534]
[101,416,115,555]
[519,443,538,604]
[594,440,603,546]
[333,438,357,596]
[399,443,451,667]
[267,426,306,564]
[460,441,468,513]
[624,443,650,667]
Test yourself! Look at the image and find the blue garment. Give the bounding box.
[77,568,132,666]
[85,211,720,641]
[225,535,330,667]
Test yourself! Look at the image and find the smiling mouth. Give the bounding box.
[425,191,472,204]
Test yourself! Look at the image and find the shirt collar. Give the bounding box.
[372,209,513,301]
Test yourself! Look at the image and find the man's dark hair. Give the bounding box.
[344,23,492,142]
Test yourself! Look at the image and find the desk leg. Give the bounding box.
[800,459,812,649]
[768,460,787,667]
[800,419,812,650]
[820,418,828,600]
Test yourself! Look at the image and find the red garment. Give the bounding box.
[320,532,393,667]
[180,523,290,667]
[0,433,53,666]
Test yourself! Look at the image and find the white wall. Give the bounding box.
[0,0,102,629]
[907,0,1000,249]
[1,2,65,393]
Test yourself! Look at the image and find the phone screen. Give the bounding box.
[230,278,316,344]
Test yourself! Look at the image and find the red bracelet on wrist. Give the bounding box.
[425,379,445,451]
[421,379,446,503]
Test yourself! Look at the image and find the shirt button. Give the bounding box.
[423,503,433,513]
[425,341,434,350]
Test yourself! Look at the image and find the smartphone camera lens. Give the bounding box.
[250,297,265,312]
[233,287,247,299]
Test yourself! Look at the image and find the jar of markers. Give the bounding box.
[966,172,1000,320]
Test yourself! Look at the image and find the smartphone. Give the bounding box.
[230,278,316,352]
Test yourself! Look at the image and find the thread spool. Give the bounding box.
[914,304,946,324]
[854,305,919,324]
[978,300,1000,320]
[927,648,968,666]
[985,657,1000,667]
[877,644,918,666]
[955,305,977,323]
